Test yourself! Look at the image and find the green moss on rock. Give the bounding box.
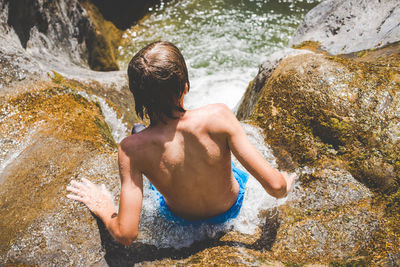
[246,42,400,265]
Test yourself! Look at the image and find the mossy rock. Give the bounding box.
[0,82,121,265]
[241,42,400,264]
[250,43,400,193]
[80,0,123,71]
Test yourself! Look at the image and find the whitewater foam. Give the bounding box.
[77,91,129,143]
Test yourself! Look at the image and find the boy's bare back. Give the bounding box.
[121,103,240,220]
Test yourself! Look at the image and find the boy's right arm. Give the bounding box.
[212,104,295,198]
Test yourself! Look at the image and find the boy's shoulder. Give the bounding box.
[191,103,232,118]
[189,103,236,133]
[119,127,150,157]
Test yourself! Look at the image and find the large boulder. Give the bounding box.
[290,0,400,55]
[236,48,311,120]
[236,0,400,264]
[1,0,121,71]
[0,80,122,265]
[249,44,400,193]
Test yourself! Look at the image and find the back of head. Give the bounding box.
[128,41,190,124]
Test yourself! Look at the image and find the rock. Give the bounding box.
[79,0,122,71]
[1,0,121,71]
[290,0,400,55]
[0,81,122,265]
[273,168,382,263]
[238,42,400,265]
[91,0,161,30]
[0,0,44,93]
[250,44,400,194]
[236,48,311,121]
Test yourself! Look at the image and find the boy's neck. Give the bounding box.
[150,110,186,127]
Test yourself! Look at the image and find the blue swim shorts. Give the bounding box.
[149,162,249,226]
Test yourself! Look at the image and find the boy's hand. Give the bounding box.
[281,171,297,196]
[66,178,116,220]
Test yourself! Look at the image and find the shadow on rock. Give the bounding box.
[94,209,281,266]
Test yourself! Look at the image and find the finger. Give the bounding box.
[82,178,96,188]
[67,194,85,203]
[66,186,86,197]
[70,180,87,190]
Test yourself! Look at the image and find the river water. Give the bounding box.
[113,0,320,249]
[118,0,320,110]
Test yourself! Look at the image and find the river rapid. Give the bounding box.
[118,0,321,110]
[111,0,321,249]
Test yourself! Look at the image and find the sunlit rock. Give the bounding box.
[290,0,400,55]
[238,41,400,265]
[274,167,382,263]
[236,48,311,120]
[1,0,121,71]
[250,44,400,194]
[0,81,121,265]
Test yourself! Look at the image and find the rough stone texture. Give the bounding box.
[0,81,122,265]
[290,0,400,55]
[273,168,382,264]
[0,0,44,93]
[251,44,400,194]
[236,48,311,120]
[0,0,120,72]
[238,43,400,265]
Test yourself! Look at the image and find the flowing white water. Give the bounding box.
[77,91,129,143]
[119,0,321,110]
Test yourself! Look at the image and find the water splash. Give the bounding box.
[119,0,321,110]
[77,91,129,143]
[0,103,41,182]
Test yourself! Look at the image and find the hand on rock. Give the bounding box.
[66,178,116,219]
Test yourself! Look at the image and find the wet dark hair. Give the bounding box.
[127,41,190,124]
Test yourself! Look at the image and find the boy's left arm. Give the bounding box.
[67,140,143,246]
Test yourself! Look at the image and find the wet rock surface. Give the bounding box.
[274,168,381,263]
[250,44,400,191]
[236,48,311,120]
[238,44,400,264]
[90,0,161,30]
[0,82,121,265]
[1,0,121,72]
[290,0,400,55]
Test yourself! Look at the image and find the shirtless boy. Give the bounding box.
[67,41,296,246]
